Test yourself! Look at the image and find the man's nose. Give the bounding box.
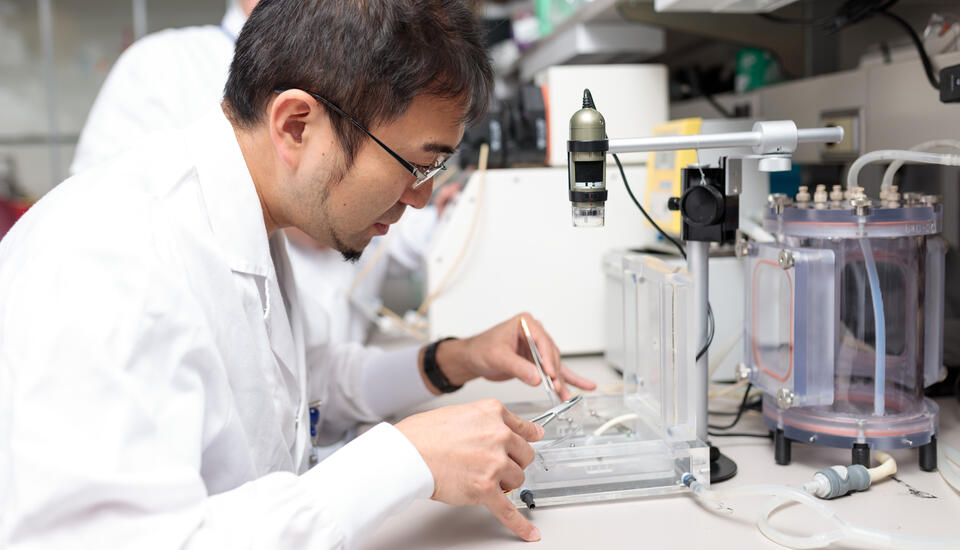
[400,178,433,209]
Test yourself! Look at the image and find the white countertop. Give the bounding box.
[358,353,960,550]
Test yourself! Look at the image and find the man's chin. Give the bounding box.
[339,248,363,263]
[331,232,367,263]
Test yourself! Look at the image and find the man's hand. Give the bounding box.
[427,313,597,400]
[395,400,544,541]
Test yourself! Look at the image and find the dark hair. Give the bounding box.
[224,0,493,166]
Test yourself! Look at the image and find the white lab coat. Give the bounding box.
[0,108,435,549]
[70,3,437,346]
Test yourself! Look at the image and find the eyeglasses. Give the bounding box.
[275,88,447,189]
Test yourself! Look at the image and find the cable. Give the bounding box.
[696,304,715,361]
[876,10,939,90]
[709,382,753,430]
[613,153,720,361]
[613,153,686,260]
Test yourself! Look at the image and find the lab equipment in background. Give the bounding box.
[744,181,945,469]
[425,164,658,354]
[458,84,548,170]
[671,51,960,162]
[537,65,668,167]
[654,0,800,11]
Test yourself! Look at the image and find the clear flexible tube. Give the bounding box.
[859,238,886,416]
[940,441,960,493]
[880,141,960,191]
[847,150,960,190]
[684,475,960,549]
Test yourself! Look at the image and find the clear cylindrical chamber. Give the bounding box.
[753,196,943,450]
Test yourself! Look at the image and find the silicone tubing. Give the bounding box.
[847,149,960,190]
[880,141,960,191]
[859,238,886,416]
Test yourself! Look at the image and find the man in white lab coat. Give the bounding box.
[71,0,439,347]
[0,0,595,548]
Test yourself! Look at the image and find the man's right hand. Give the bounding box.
[395,399,544,542]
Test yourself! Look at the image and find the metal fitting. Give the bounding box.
[903,192,923,206]
[768,193,792,215]
[777,388,795,409]
[921,194,941,206]
[735,363,751,382]
[850,196,871,217]
[778,249,795,269]
[735,241,750,258]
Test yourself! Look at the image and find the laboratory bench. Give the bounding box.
[358,351,960,550]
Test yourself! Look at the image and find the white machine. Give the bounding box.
[425,164,658,354]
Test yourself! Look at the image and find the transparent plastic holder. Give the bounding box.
[924,236,946,387]
[622,254,698,439]
[571,205,604,227]
[744,243,835,407]
[503,254,708,508]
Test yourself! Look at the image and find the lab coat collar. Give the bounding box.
[190,107,273,280]
[221,3,246,42]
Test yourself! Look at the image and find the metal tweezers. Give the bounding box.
[530,394,583,427]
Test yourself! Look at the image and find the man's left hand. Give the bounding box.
[427,313,597,400]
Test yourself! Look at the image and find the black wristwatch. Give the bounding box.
[423,337,462,393]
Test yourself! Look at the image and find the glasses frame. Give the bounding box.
[274,87,446,189]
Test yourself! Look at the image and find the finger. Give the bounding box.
[498,461,526,493]
[501,407,544,442]
[484,492,541,542]
[497,351,544,387]
[506,431,536,469]
[561,364,597,391]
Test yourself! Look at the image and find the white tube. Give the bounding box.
[939,441,960,493]
[869,450,897,482]
[859,238,886,416]
[881,141,960,191]
[685,476,960,549]
[847,150,960,190]
[739,217,775,243]
[592,413,639,436]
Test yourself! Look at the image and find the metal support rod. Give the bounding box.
[607,126,843,155]
[132,0,148,41]
[37,0,61,187]
[688,241,709,442]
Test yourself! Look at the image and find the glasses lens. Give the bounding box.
[411,161,447,189]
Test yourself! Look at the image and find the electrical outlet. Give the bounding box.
[820,109,860,158]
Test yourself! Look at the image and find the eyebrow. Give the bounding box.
[422,142,459,156]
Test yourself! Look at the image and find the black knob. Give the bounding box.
[667,197,681,211]
[680,185,725,227]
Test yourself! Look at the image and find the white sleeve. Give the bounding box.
[307,344,433,441]
[0,240,432,550]
[188,424,433,550]
[385,205,438,274]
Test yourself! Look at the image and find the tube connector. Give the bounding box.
[803,465,871,499]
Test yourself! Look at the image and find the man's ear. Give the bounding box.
[267,89,327,170]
